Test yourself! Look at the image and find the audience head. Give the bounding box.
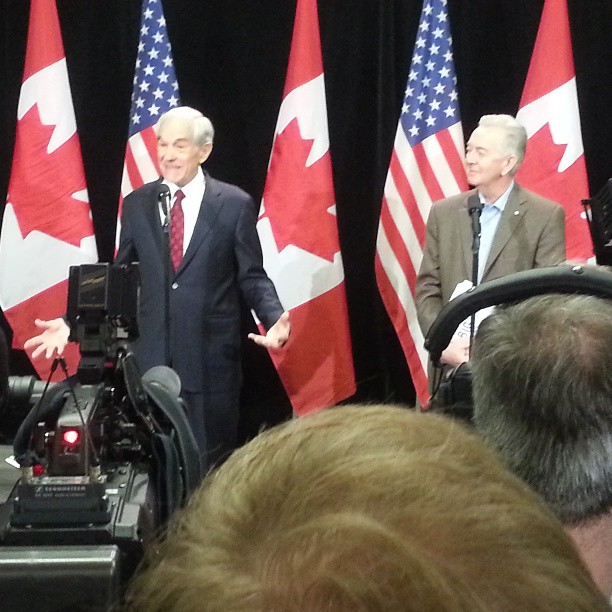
[472,293,612,525]
[127,404,605,611]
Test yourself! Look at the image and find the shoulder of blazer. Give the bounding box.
[514,183,562,213]
[429,189,476,220]
[123,179,163,212]
[204,172,254,205]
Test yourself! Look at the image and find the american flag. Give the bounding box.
[117,0,180,242]
[375,0,467,405]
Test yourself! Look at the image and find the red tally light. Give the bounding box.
[62,429,80,446]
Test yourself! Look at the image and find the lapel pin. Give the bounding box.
[514,211,519,216]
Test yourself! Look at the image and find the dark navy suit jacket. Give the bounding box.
[115,173,284,405]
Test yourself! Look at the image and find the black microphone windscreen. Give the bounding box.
[467,194,482,214]
[142,365,181,399]
[158,184,170,200]
[158,184,170,217]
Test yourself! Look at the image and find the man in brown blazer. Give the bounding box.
[416,114,566,371]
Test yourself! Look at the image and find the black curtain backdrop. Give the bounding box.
[1,1,611,439]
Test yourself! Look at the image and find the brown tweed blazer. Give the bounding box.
[416,183,566,338]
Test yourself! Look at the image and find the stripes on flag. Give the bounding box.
[375,0,467,405]
[116,0,180,246]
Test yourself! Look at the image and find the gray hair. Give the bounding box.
[471,293,612,524]
[156,106,214,147]
[478,114,527,174]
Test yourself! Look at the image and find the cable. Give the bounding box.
[22,357,63,467]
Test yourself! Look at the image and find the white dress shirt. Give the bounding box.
[160,167,206,255]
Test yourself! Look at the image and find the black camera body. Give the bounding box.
[0,263,201,610]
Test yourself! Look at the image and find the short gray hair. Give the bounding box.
[156,106,214,147]
[472,293,612,524]
[478,114,527,174]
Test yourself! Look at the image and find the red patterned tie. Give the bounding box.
[170,189,185,271]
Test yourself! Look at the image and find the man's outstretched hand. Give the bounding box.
[248,311,291,349]
[23,318,70,359]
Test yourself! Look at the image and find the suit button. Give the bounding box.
[171,282,178,289]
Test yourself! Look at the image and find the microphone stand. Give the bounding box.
[468,201,483,358]
[159,188,172,367]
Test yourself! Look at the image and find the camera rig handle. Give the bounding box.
[425,265,612,366]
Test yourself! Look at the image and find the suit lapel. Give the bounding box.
[482,184,524,280]
[175,174,223,275]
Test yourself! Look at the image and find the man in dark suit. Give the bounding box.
[416,114,565,370]
[25,106,290,468]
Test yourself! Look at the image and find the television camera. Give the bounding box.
[0,263,202,611]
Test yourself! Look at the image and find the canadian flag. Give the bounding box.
[257,0,356,415]
[0,0,97,380]
[516,0,592,261]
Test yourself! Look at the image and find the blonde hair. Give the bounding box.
[127,405,606,611]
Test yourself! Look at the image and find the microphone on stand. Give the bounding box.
[158,183,172,367]
[467,194,484,358]
[158,184,171,224]
[467,194,483,254]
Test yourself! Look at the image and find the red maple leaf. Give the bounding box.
[8,104,93,247]
[262,119,339,262]
[517,122,591,260]
[519,123,586,203]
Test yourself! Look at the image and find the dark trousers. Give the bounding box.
[181,389,239,472]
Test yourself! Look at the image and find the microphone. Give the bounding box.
[467,194,483,257]
[158,184,170,219]
[142,365,182,399]
[467,194,483,238]
[466,194,484,353]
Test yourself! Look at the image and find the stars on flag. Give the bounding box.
[128,0,179,136]
[400,1,460,144]
[374,0,466,406]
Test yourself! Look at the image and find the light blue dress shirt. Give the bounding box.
[477,181,514,283]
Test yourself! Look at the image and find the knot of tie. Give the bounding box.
[170,189,185,271]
